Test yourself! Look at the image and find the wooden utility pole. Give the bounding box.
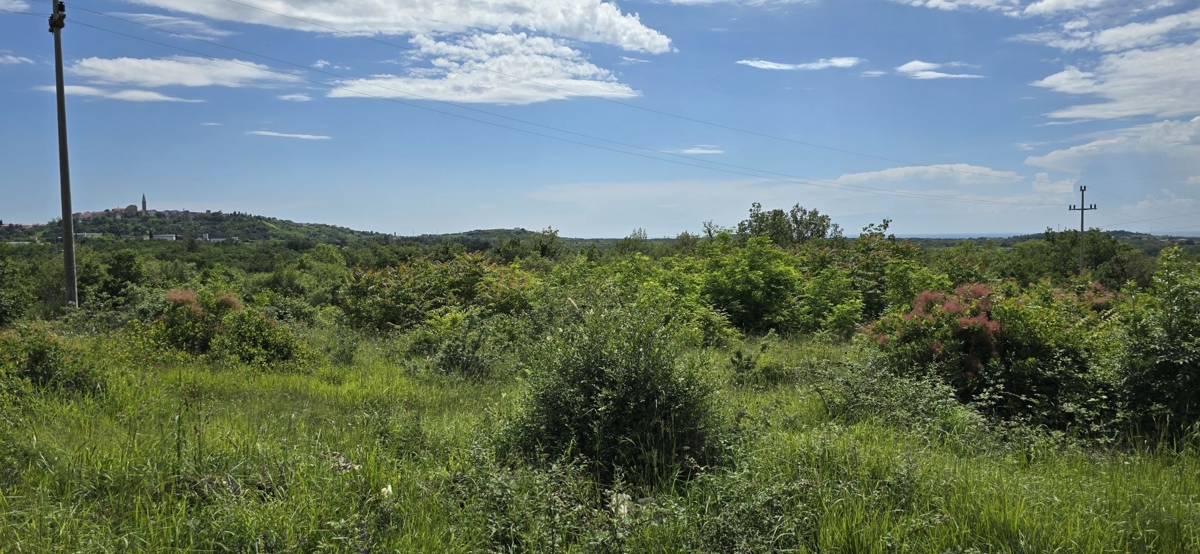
[1069,186,1097,274]
[49,0,77,305]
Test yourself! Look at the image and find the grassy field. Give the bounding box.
[2,331,1197,553]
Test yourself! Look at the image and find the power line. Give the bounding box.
[65,11,1061,208]
[146,0,1143,193]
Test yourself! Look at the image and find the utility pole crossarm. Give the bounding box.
[1068,186,1098,274]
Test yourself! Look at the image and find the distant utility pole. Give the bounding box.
[1069,186,1097,274]
[50,0,78,306]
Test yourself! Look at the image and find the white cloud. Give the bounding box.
[1026,116,1200,172]
[1023,0,1114,16]
[620,56,650,65]
[1031,40,1200,119]
[278,93,312,102]
[35,85,203,102]
[0,55,34,65]
[69,56,299,88]
[1015,8,1200,52]
[312,60,330,69]
[888,0,1021,15]
[109,13,235,39]
[328,33,637,105]
[1186,176,1200,185]
[127,0,672,54]
[247,130,331,140]
[665,0,816,5]
[0,0,30,10]
[835,164,1025,186]
[665,145,725,154]
[862,70,887,77]
[896,60,984,79]
[201,122,222,126]
[736,57,864,70]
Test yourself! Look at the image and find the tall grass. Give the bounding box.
[1,333,1197,552]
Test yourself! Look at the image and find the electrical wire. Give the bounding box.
[203,0,1128,193]
[64,10,1066,208]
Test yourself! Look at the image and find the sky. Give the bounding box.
[2,0,1199,238]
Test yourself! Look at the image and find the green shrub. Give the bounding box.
[211,309,309,369]
[0,326,104,396]
[729,339,791,387]
[870,282,1119,434]
[0,260,31,328]
[431,314,492,379]
[1118,248,1200,438]
[507,290,727,485]
[797,267,864,338]
[342,254,536,331]
[699,235,802,334]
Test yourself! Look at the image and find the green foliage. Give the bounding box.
[211,309,309,370]
[797,267,864,338]
[342,253,535,331]
[1118,247,1200,438]
[700,235,802,334]
[507,288,726,485]
[883,258,953,313]
[0,260,31,328]
[737,202,843,246]
[0,326,104,396]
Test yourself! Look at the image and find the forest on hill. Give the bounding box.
[1,202,1198,551]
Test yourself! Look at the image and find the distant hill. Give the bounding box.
[3,211,1196,256]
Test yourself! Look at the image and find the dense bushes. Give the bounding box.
[0,326,104,396]
[506,288,727,484]
[1118,248,1200,438]
[342,253,536,331]
[148,289,308,369]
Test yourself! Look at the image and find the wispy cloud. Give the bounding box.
[736,57,864,71]
[35,85,203,102]
[278,93,312,102]
[68,56,299,88]
[0,55,34,65]
[201,122,222,126]
[0,0,30,11]
[1186,176,1200,185]
[620,56,650,65]
[109,13,235,39]
[247,130,331,140]
[861,70,887,77]
[895,60,983,80]
[665,145,725,154]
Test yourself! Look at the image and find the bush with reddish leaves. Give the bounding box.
[869,281,1121,434]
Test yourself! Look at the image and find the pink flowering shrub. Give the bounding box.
[868,281,1120,433]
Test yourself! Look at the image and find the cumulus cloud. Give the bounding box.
[0,0,30,10]
[278,93,312,102]
[1031,40,1200,119]
[328,33,637,105]
[35,85,203,102]
[0,55,34,65]
[736,57,864,70]
[312,60,330,69]
[69,56,299,88]
[665,145,724,154]
[247,130,331,140]
[109,13,235,39]
[835,164,1024,186]
[895,60,983,79]
[126,0,672,53]
[1186,176,1200,185]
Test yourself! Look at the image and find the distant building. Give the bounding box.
[142,194,147,214]
[74,233,103,239]
[151,234,177,241]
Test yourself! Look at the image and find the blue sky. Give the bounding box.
[2,0,1199,237]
